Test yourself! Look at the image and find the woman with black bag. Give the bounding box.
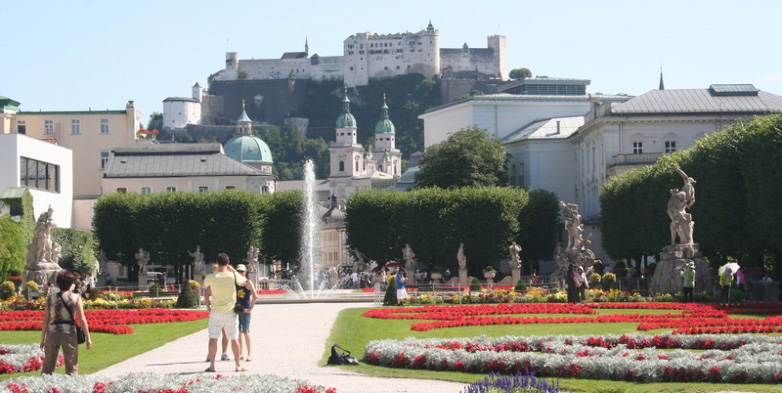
[40,270,92,375]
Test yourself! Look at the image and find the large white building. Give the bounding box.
[211,21,506,87]
[419,79,782,261]
[0,133,73,228]
[571,84,782,221]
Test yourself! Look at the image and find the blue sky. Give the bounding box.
[3,0,780,124]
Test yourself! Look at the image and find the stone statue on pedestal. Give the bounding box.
[457,243,466,270]
[550,202,596,289]
[23,206,62,289]
[651,166,714,294]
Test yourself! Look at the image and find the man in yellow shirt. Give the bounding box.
[203,253,246,372]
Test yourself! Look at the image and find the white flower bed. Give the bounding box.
[364,333,782,383]
[1,372,333,393]
[0,344,61,374]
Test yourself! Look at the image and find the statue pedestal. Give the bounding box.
[511,268,521,284]
[459,268,469,286]
[649,243,714,296]
[551,248,596,291]
[24,266,61,291]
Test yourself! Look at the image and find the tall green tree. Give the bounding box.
[0,215,26,279]
[415,126,508,189]
[260,191,303,264]
[346,191,407,264]
[51,228,98,274]
[518,189,560,264]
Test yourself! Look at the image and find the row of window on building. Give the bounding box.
[16,119,110,136]
[632,140,676,154]
[113,185,271,194]
[19,157,60,193]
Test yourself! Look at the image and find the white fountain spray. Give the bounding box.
[300,159,321,298]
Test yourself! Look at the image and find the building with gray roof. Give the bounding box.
[102,143,276,195]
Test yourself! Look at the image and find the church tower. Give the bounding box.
[372,95,402,176]
[329,90,366,199]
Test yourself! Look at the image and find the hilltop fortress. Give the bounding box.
[210,21,507,87]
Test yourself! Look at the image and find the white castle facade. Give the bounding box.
[210,22,507,87]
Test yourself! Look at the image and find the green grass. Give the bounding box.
[323,307,778,393]
[1,319,207,381]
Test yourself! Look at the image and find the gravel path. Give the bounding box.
[93,302,465,393]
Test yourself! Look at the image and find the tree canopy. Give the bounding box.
[93,190,302,282]
[509,68,532,80]
[345,187,540,277]
[415,126,508,189]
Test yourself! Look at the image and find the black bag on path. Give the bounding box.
[327,344,359,365]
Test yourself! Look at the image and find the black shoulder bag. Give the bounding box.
[233,272,244,314]
[56,292,87,344]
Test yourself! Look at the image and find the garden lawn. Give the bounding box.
[0,319,207,381]
[323,307,779,393]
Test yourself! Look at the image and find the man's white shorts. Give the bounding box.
[208,312,239,340]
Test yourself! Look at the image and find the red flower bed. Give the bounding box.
[363,303,782,334]
[0,309,208,335]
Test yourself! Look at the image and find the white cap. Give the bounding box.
[236,264,247,272]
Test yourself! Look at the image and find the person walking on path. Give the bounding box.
[40,270,92,375]
[396,268,408,306]
[204,253,247,372]
[235,264,258,362]
[679,261,696,302]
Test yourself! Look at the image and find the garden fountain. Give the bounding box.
[299,159,322,298]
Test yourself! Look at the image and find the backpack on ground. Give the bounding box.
[327,343,359,365]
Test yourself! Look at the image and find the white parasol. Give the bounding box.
[718,262,740,276]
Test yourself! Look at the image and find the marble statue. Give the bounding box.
[402,244,416,267]
[244,245,260,274]
[135,248,150,274]
[26,206,57,269]
[457,243,466,269]
[509,241,522,269]
[667,165,696,245]
[23,206,62,289]
[50,242,62,265]
[189,246,205,274]
[560,201,586,251]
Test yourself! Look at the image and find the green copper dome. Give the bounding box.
[374,98,395,134]
[335,94,357,129]
[224,135,273,163]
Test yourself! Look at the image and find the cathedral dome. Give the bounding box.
[374,99,395,134]
[224,135,273,163]
[335,94,357,129]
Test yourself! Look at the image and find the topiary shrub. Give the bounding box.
[601,272,617,289]
[514,279,527,292]
[588,273,602,286]
[188,280,200,292]
[470,277,482,292]
[383,276,397,306]
[24,280,39,297]
[1,281,16,299]
[148,283,162,295]
[176,279,200,308]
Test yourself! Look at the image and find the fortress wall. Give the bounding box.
[440,48,500,78]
